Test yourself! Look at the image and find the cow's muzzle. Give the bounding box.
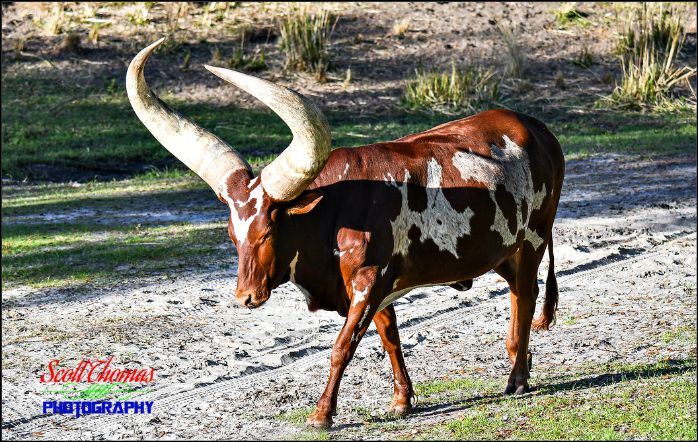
[235,289,270,309]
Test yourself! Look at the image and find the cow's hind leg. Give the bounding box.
[373,304,414,416]
[495,247,541,395]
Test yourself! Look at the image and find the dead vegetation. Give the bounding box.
[604,2,696,111]
[1,2,696,116]
[278,5,336,82]
[402,63,500,114]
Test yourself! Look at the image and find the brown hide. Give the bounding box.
[279,109,564,315]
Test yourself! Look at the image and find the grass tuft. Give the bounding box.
[58,32,82,54]
[572,45,595,68]
[278,5,336,82]
[391,18,411,39]
[602,2,696,111]
[402,63,500,114]
[553,2,591,28]
[227,33,268,72]
[496,23,528,79]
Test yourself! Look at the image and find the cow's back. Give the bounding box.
[308,109,564,300]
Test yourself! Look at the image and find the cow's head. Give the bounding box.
[127,39,330,308]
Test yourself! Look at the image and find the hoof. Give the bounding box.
[306,409,333,429]
[388,401,412,417]
[504,383,530,395]
[514,384,529,395]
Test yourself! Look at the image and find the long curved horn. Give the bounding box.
[126,38,252,193]
[204,66,331,202]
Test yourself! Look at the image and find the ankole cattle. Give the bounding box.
[127,39,565,428]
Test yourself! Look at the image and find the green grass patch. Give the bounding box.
[1,171,212,217]
[416,359,697,441]
[660,325,697,345]
[3,70,695,183]
[276,406,316,425]
[553,3,591,29]
[290,429,330,441]
[0,73,296,181]
[549,111,696,158]
[402,63,500,114]
[415,376,496,403]
[276,405,332,440]
[1,221,230,288]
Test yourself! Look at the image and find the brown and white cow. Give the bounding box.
[127,39,565,428]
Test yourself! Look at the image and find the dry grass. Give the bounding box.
[125,3,150,26]
[572,45,595,68]
[226,30,269,72]
[603,2,696,111]
[44,2,66,35]
[342,67,352,89]
[402,63,500,114]
[496,23,528,78]
[58,32,81,54]
[278,5,336,82]
[391,18,411,38]
[615,2,684,57]
[209,45,223,65]
[553,2,591,28]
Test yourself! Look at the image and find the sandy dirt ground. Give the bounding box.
[2,153,696,440]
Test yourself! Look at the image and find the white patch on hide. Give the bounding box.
[337,247,354,259]
[351,280,369,307]
[451,135,547,251]
[525,228,544,250]
[338,163,350,180]
[352,304,372,342]
[219,175,264,246]
[385,158,475,259]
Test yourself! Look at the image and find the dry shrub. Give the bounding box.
[496,23,528,79]
[278,5,336,82]
[403,63,500,114]
[604,2,696,111]
[391,18,411,38]
[59,32,82,54]
[572,46,595,68]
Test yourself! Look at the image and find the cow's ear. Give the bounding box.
[285,190,323,216]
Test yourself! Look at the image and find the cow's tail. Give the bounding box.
[532,235,558,331]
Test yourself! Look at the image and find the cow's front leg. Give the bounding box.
[373,304,413,416]
[307,267,380,428]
